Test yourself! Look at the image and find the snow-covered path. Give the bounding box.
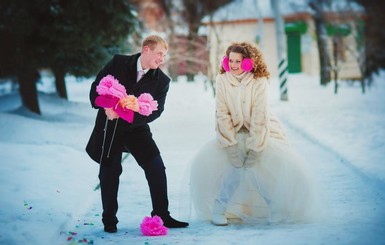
[1,75,384,244]
[56,119,385,245]
[55,81,385,245]
[281,124,385,245]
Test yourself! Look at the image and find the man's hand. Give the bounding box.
[105,108,119,120]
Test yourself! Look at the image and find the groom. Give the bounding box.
[86,35,188,233]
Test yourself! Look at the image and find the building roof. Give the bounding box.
[202,0,306,22]
[202,0,363,23]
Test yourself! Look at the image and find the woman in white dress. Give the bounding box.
[190,42,322,226]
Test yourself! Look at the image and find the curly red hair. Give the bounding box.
[219,42,270,79]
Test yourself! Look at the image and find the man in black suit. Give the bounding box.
[86,35,188,233]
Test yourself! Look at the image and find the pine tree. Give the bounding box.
[44,0,139,99]
[0,0,139,113]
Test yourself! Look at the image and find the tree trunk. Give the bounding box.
[333,36,338,94]
[309,0,331,86]
[167,31,179,81]
[18,70,40,114]
[360,78,366,93]
[53,67,68,99]
[359,53,366,94]
[161,3,178,82]
[255,0,264,48]
[186,28,196,82]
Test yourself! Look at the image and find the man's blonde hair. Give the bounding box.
[142,35,168,50]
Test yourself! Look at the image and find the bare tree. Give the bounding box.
[308,0,332,86]
[134,0,188,81]
[350,18,366,93]
[181,0,234,81]
[255,0,264,49]
[353,0,385,85]
[319,1,366,93]
[157,0,180,80]
[145,0,211,81]
[137,0,234,83]
[207,14,225,87]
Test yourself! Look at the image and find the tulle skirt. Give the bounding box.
[189,132,324,224]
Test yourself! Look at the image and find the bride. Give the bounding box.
[189,42,323,225]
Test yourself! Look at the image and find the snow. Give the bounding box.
[0,72,384,244]
[202,0,364,23]
[202,0,308,22]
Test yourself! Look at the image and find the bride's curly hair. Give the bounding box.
[219,42,270,79]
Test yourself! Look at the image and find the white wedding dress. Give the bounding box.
[189,131,324,224]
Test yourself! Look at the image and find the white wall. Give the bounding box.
[207,18,362,81]
[208,21,279,80]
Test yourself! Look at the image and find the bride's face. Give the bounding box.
[228,52,244,76]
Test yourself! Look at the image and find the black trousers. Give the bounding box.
[98,153,170,226]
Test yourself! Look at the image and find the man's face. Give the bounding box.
[141,44,167,70]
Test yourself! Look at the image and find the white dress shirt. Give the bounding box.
[137,57,149,82]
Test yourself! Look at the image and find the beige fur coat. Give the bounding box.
[215,72,287,152]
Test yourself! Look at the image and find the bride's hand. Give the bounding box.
[225,145,243,168]
[243,150,261,168]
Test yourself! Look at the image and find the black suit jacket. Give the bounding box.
[86,53,170,165]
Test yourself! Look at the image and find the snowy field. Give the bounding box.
[0,72,384,245]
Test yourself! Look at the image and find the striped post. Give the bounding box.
[278,58,288,101]
[271,0,289,101]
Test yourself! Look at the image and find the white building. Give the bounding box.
[203,0,364,80]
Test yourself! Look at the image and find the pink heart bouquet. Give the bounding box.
[94,75,158,123]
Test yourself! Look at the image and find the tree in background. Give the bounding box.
[315,0,366,93]
[45,0,138,100]
[307,0,370,93]
[0,0,139,114]
[181,0,234,81]
[130,0,235,82]
[308,0,332,86]
[0,0,51,114]
[156,0,183,81]
[352,0,385,83]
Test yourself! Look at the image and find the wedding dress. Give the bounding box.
[189,72,324,224]
[189,131,324,224]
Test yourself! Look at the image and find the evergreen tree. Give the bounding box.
[0,0,51,114]
[44,0,139,99]
[0,0,139,113]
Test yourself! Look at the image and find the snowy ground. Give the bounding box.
[0,73,384,245]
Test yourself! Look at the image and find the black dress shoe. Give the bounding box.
[104,224,117,233]
[161,215,189,228]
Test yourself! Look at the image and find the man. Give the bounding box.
[86,35,189,233]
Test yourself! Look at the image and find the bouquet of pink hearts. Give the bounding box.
[95,75,158,123]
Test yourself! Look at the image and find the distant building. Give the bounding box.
[203,0,364,80]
